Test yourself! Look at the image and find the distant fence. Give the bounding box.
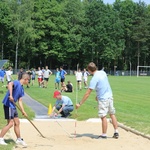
[107,70,150,76]
[11,69,150,76]
[0,59,8,68]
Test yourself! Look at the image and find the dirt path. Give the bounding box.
[8,118,150,150]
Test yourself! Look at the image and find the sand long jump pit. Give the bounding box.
[8,118,150,150]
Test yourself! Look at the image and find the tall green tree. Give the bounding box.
[82,0,107,67]
[60,0,84,69]
[0,0,150,71]
[7,0,34,71]
[0,0,11,60]
[113,0,137,70]
[33,0,66,67]
[132,1,150,66]
[82,0,124,70]
[100,4,124,70]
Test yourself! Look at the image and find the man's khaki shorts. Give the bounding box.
[98,98,115,118]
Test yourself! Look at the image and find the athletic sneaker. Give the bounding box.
[0,138,7,145]
[16,138,27,147]
[113,132,119,139]
[97,135,107,139]
[65,113,72,118]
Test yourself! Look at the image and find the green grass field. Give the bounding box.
[0,75,150,149]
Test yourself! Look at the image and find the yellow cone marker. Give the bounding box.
[48,103,52,115]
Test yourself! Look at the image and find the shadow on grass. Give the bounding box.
[5,138,15,144]
[0,139,15,150]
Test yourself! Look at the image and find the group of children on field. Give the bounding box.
[1,65,89,91]
[0,63,119,147]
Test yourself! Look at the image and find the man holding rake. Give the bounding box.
[0,73,30,146]
[76,62,119,139]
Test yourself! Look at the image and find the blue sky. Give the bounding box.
[103,0,150,5]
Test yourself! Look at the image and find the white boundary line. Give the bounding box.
[19,118,110,123]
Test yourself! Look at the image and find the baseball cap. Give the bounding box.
[53,91,61,98]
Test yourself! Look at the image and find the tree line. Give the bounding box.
[0,0,150,72]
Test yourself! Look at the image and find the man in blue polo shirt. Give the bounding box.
[50,91,74,118]
[0,73,30,147]
[76,62,119,139]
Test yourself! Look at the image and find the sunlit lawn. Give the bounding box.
[0,74,150,149]
[23,75,150,135]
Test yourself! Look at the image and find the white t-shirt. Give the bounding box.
[83,71,89,80]
[43,69,52,78]
[6,70,12,82]
[38,70,43,78]
[76,72,82,81]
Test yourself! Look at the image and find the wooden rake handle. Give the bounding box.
[12,101,45,138]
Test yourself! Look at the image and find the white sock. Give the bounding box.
[102,133,107,136]
[114,129,118,133]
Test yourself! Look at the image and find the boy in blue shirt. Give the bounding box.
[0,73,30,146]
[0,67,6,83]
[50,91,74,118]
[60,66,67,87]
[55,68,61,89]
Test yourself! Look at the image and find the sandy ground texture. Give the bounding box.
[7,118,150,150]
